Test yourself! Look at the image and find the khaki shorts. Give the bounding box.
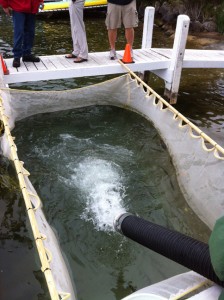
[105,0,138,29]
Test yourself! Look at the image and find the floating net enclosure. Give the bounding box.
[0,73,224,299]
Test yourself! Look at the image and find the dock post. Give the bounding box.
[164,15,190,104]
[141,7,155,83]
[142,7,155,49]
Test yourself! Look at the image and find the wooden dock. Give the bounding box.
[3,48,224,85]
[3,49,170,84]
[1,7,224,103]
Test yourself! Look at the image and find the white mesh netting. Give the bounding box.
[1,73,224,299]
[1,74,224,229]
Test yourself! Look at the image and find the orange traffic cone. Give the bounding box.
[121,44,134,64]
[0,54,9,75]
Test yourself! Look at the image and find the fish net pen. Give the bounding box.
[0,72,224,300]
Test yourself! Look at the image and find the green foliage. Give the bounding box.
[158,0,224,22]
[182,0,205,21]
[153,0,224,33]
[215,3,224,33]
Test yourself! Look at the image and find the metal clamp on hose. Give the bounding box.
[113,212,133,234]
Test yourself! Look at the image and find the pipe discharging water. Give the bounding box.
[114,213,224,287]
[72,157,126,231]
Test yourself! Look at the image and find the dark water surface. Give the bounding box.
[0,9,223,300]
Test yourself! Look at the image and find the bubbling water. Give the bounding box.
[71,157,127,232]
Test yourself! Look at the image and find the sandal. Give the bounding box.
[65,53,77,59]
[74,57,88,63]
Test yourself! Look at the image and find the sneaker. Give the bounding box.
[22,54,40,62]
[12,57,20,68]
[109,49,117,60]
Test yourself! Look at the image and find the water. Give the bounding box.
[0,9,223,300]
[12,106,210,300]
[74,157,126,231]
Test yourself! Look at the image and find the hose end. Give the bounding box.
[113,212,133,233]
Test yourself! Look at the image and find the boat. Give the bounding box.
[39,0,107,13]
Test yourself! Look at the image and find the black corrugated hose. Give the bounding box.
[114,213,224,287]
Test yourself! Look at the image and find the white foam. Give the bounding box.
[71,157,126,232]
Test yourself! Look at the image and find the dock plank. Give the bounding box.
[153,48,224,68]
[40,57,58,70]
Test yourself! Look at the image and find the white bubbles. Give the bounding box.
[71,157,126,232]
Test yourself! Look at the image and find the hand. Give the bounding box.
[3,7,12,16]
[39,2,44,10]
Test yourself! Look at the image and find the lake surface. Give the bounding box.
[0,9,223,300]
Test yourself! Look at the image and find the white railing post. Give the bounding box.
[164,15,190,104]
[142,7,155,49]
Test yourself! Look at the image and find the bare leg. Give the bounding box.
[125,27,134,47]
[108,28,117,50]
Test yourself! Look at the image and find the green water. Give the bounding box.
[0,9,223,300]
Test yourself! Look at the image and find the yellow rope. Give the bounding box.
[0,96,71,300]
[118,60,224,158]
[171,279,211,300]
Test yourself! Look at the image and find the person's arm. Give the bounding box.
[209,215,224,281]
[0,0,12,16]
[3,6,12,16]
[209,215,224,299]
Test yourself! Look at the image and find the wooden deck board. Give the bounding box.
[154,48,224,68]
[40,57,57,70]
[3,48,224,84]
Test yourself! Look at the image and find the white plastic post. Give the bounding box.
[142,7,155,49]
[164,15,190,104]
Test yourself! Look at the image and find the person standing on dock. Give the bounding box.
[0,0,44,68]
[65,0,88,63]
[105,0,138,60]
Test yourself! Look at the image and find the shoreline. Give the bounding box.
[188,31,224,47]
